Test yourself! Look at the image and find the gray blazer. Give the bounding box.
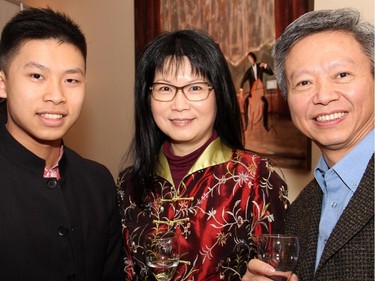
[285,155,374,281]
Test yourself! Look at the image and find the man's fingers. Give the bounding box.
[248,259,276,275]
[241,259,276,281]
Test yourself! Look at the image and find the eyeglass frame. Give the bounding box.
[149,81,213,102]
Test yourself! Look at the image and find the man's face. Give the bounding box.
[248,55,255,65]
[285,31,374,161]
[0,39,86,151]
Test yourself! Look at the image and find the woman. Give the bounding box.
[117,29,288,280]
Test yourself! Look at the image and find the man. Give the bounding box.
[239,52,274,93]
[239,52,274,130]
[242,8,374,281]
[0,8,124,280]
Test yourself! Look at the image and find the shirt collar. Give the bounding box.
[314,129,374,192]
[43,145,64,179]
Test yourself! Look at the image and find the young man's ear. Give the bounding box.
[0,71,7,99]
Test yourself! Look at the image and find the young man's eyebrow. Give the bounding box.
[65,68,85,75]
[24,62,85,75]
[24,61,48,70]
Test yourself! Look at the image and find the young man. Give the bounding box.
[0,8,124,280]
[242,8,374,281]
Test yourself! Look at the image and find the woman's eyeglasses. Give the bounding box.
[150,82,213,102]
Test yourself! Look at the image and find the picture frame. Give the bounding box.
[134,0,313,170]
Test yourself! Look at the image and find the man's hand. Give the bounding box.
[241,259,299,281]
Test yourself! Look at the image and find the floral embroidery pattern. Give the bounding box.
[117,147,288,280]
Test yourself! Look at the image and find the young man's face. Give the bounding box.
[0,39,86,150]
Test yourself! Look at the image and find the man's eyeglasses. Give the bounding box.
[150,82,213,102]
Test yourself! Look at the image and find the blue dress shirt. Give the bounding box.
[313,129,374,270]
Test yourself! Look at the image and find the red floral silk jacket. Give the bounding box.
[117,138,288,280]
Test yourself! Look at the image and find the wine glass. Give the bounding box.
[256,234,299,281]
[144,230,180,281]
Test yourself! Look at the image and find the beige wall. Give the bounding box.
[0,1,19,27]
[315,0,374,22]
[1,0,373,201]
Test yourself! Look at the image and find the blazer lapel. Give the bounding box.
[298,181,323,277]
[317,155,374,271]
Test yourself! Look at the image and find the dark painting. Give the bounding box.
[134,0,312,169]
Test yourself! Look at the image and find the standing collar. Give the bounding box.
[0,124,65,177]
[155,137,233,182]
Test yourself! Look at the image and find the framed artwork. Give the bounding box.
[134,0,313,170]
